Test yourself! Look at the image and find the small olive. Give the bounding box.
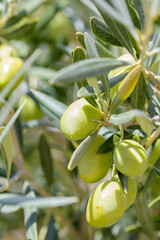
[114,139,148,177]
[86,181,127,227]
[78,135,112,183]
[60,98,102,141]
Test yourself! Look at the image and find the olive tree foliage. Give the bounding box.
[0,0,159,239]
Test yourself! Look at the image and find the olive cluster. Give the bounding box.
[60,98,148,228]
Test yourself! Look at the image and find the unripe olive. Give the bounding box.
[60,98,102,141]
[114,175,137,209]
[126,177,137,209]
[86,181,127,227]
[0,44,17,59]
[19,94,43,121]
[47,12,75,42]
[114,139,148,177]
[78,135,112,183]
[0,57,23,90]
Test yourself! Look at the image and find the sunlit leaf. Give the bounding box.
[38,134,53,187]
[91,17,123,46]
[31,89,67,120]
[132,0,145,30]
[49,58,129,85]
[0,126,13,186]
[0,194,79,208]
[130,73,147,110]
[23,181,38,240]
[68,130,98,171]
[109,65,141,114]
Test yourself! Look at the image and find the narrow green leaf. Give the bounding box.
[97,134,115,153]
[109,72,129,88]
[85,97,99,108]
[144,157,160,192]
[1,17,37,40]
[132,0,145,30]
[77,81,104,98]
[68,130,98,171]
[6,0,45,27]
[0,127,13,186]
[45,216,58,240]
[118,173,128,194]
[84,32,110,101]
[72,47,86,63]
[77,72,128,98]
[40,106,60,129]
[28,66,56,80]
[97,130,132,153]
[0,100,27,144]
[76,31,115,58]
[92,0,137,54]
[130,73,147,109]
[110,109,154,136]
[38,134,53,187]
[76,32,86,48]
[93,0,138,39]
[148,32,160,69]
[0,82,27,128]
[23,181,38,240]
[49,58,129,85]
[151,165,160,176]
[91,17,123,46]
[0,195,79,208]
[84,32,99,58]
[136,117,154,136]
[95,40,116,58]
[31,89,67,120]
[80,0,101,16]
[71,47,88,89]
[125,0,141,30]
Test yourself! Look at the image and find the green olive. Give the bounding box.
[114,139,148,177]
[19,94,43,121]
[126,177,137,209]
[0,44,17,59]
[0,57,23,91]
[78,135,112,183]
[114,174,137,209]
[60,98,102,141]
[47,12,75,42]
[86,181,127,227]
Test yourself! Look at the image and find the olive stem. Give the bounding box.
[144,70,160,89]
[145,126,160,150]
[87,78,107,113]
[0,169,24,193]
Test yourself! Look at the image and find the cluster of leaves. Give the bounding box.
[0,0,160,240]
